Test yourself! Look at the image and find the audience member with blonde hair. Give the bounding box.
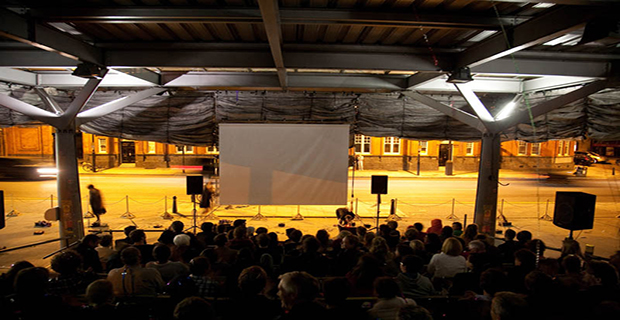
[427,237,467,279]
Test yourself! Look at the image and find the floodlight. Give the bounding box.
[72,63,106,79]
[446,67,473,84]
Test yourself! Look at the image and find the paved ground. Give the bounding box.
[1,162,618,273]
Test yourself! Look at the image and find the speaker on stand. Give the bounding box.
[186,176,204,234]
[553,191,596,239]
[371,175,388,230]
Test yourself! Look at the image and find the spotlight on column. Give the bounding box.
[72,62,106,79]
[446,67,473,84]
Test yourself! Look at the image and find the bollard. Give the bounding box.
[50,194,54,208]
[613,167,615,175]
[172,196,178,213]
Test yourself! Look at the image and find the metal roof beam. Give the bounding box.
[455,5,604,69]
[113,68,161,85]
[0,8,103,66]
[258,0,287,89]
[77,87,166,125]
[31,7,527,29]
[0,67,37,86]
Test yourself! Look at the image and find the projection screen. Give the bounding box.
[219,124,349,205]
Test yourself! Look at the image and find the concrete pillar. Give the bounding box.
[474,133,501,235]
[55,125,84,247]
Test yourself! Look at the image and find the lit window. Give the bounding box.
[384,137,400,154]
[419,141,428,155]
[531,143,541,156]
[97,138,107,153]
[355,134,371,154]
[466,142,474,156]
[518,141,527,155]
[558,141,564,156]
[176,145,194,154]
[563,140,570,155]
[206,145,218,154]
[147,141,156,154]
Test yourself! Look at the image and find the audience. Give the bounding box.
[1,219,619,320]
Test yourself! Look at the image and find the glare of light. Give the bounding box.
[495,101,517,121]
[37,168,59,174]
[532,3,555,8]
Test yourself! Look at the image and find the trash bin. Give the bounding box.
[445,160,454,176]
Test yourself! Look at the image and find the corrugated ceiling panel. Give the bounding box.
[167,23,196,41]
[417,0,443,9]
[342,26,364,43]
[426,29,453,46]
[365,0,387,7]
[282,24,297,42]
[252,24,268,42]
[100,24,135,41]
[303,24,321,43]
[392,0,415,8]
[183,23,216,41]
[121,24,156,41]
[235,23,257,42]
[140,24,176,41]
[381,28,409,45]
[72,23,116,41]
[209,23,236,41]
[444,0,475,11]
[323,25,342,43]
[337,0,357,8]
[362,27,390,44]
[400,29,426,45]
[310,0,329,7]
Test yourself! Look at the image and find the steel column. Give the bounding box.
[474,133,501,235]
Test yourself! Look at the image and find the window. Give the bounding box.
[147,141,156,154]
[563,141,570,155]
[384,137,400,154]
[466,142,474,156]
[531,143,541,156]
[97,138,107,153]
[558,141,564,155]
[354,134,371,154]
[176,145,194,154]
[518,141,527,155]
[419,141,428,155]
[206,145,219,154]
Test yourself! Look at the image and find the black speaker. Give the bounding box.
[0,190,4,230]
[186,176,204,195]
[371,175,388,195]
[553,191,596,230]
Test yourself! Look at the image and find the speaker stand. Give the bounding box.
[375,194,381,230]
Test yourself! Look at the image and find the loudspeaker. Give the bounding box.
[186,176,204,195]
[0,190,4,230]
[371,175,388,195]
[553,191,596,230]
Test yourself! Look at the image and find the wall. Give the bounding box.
[2,126,55,159]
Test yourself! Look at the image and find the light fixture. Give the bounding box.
[72,62,106,79]
[446,67,473,84]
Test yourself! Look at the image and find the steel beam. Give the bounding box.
[498,79,609,131]
[114,68,161,85]
[77,87,166,125]
[402,91,487,133]
[472,57,613,78]
[0,92,60,125]
[406,72,445,90]
[455,6,604,68]
[35,87,64,114]
[258,0,287,88]
[454,83,495,124]
[0,8,103,65]
[0,67,37,86]
[31,7,527,29]
[57,75,106,129]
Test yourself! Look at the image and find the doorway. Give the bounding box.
[121,141,136,163]
[439,144,451,166]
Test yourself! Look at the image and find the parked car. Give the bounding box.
[574,152,593,166]
[574,151,607,164]
[0,157,58,180]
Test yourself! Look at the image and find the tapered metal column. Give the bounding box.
[55,124,84,247]
[474,133,501,235]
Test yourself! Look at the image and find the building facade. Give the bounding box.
[0,125,577,172]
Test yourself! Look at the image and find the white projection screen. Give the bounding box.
[219,124,349,205]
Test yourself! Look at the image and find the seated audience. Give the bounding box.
[427,237,467,280]
[323,277,366,320]
[396,255,435,299]
[129,229,155,265]
[107,247,165,296]
[490,291,530,320]
[76,234,103,273]
[346,254,384,296]
[96,234,116,270]
[426,219,443,235]
[368,276,417,320]
[225,266,280,320]
[146,244,190,283]
[277,271,326,319]
[398,305,434,320]
[497,229,518,264]
[173,297,215,320]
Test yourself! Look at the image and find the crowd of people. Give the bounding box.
[1,214,620,320]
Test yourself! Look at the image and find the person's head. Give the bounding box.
[561,238,583,257]
[173,297,214,320]
[504,229,516,241]
[82,234,101,248]
[99,234,113,247]
[585,260,619,289]
[537,258,559,278]
[441,226,454,239]
[370,236,389,256]
[14,267,50,297]
[468,240,486,254]
[174,234,191,247]
[524,270,553,295]
[490,292,529,320]
[233,226,247,240]
[200,222,214,233]
[87,184,95,190]
[86,279,114,307]
[323,277,350,307]
[442,237,463,256]
[405,228,419,241]
[409,239,425,253]
[516,230,532,243]
[290,229,303,243]
[480,268,507,297]
[233,219,246,229]
[214,234,228,247]
[277,271,320,310]
[256,233,270,248]
[452,221,463,231]
[374,276,401,299]
[396,243,414,258]
[120,247,141,266]
[398,305,433,320]
[561,254,582,274]
[463,224,479,239]
[158,230,175,245]
[387,220,398,230]
[153,244,172,263]
[526,239,546,257]
[170,221,185,234]
[51,250,82,275]
[400,255,424,275]
[238,266,268,296]
[301,236,320,254]
[356,226,367,238]
[413,222,424,232]
[364,232,376,247]
[124,225,137,237]
[129,229,147,244]
[343,235,360,250]
[256,227,268,235]
[315,229,330,246]
[3,261,34,294]
[514,249,536,270]
[189,256,211,276]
